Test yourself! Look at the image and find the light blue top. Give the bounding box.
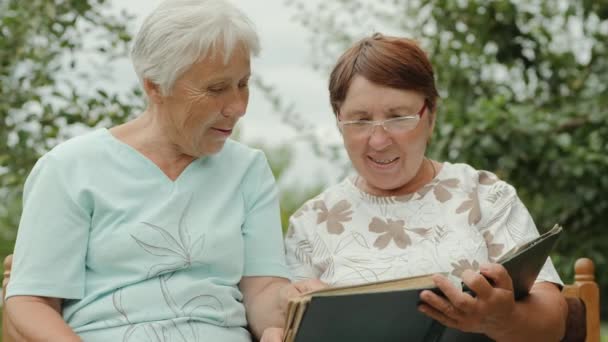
[6,128,290,341]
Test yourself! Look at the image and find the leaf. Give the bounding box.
[409,227,432,236]
[433,185,453,202]
[181,294,223,316]
[351,231,370,249]
[456,200,473,214]
[147,261,187,279]
[373,233,392,249]
[141,222,186,258]
[368,217,387,233]
[112,288,131,323]
[295,240,313,265]
[441,179,461,188]
[159,272,180,317]
[131,235,180,257]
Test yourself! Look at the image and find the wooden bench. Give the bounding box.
[1,255,601,341]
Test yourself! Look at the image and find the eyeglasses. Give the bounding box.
[338,102,427,137]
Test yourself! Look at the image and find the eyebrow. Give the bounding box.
[202,74,249,88]
[343,105,419,117]
[386,106,419,114]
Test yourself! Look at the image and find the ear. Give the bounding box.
[143,78,164,104]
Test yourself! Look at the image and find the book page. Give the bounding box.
[311,273,439,297]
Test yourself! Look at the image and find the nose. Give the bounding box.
[222,87,248,118]
[368,125,392,151]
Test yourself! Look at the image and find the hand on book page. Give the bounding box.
[279,279,328,315]
[419,264,516,340]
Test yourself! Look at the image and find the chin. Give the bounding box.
[199,141,226,156]
[363,172,411,192]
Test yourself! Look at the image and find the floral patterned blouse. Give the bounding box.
[285,162,562,287]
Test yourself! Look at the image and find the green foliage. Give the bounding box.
[252,142,324,231]
[0,0,143,258]
[287,0,608,314]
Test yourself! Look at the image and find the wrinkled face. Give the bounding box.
[338,75,434,195]
[157,46,251,157]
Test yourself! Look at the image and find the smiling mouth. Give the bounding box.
[212,127,233,134]
[368,156,399,165]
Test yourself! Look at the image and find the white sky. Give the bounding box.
[110,0,346,187]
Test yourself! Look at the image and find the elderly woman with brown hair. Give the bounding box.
[285,33,568,341]
[3,1,322,341]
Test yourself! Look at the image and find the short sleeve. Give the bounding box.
[6,154,91,300]
[479,181,562,285]
[284,208,323,281]
[240,152,290,278]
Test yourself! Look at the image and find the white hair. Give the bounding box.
[131,0,260,95]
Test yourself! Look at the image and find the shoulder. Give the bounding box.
[441,162,515,191]
[440,162,520,209]
[44,129,109,166]
[290,179,354,225]
[217,139,267,167]
[30,129,108,179]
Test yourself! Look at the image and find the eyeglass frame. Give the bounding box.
[337,102,427,135]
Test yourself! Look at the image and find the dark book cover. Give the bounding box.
[293,288,444,342]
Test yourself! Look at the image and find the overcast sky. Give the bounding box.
[111,0,346,186]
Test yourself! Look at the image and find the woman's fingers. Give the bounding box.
[260,327,284,342]
[479,263,513,292]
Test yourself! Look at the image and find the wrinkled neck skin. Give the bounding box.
[109,107,196,180]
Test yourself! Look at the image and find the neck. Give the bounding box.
[110,111,196,180]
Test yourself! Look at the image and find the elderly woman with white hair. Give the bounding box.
[3,1,319,341]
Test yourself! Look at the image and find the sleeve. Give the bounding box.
[6,153,91,300]
[240,151,290,278]
[284,207,323,281]
[479,181,563,285]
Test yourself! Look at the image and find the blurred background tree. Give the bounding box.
[286,0,608,316]
[0,0,141,256]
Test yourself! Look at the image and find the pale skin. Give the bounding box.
[5,45,326,342]
[277,75,567,339]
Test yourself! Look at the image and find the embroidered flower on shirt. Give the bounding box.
[418,178,461,203]
[368,217,412,250]
[483,231,505,261]
[455,187,482,225]
[118,195,225,340]
[450,259,480,277]
[132,199,207,278]
[314,199,353,235]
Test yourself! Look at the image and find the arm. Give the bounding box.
[240,276,290,339]
[239,276,326,341]
[4,154,90,341]
[419,264,567,341]
[5,296,81,341]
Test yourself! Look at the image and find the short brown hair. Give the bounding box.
[328,33,439,116]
